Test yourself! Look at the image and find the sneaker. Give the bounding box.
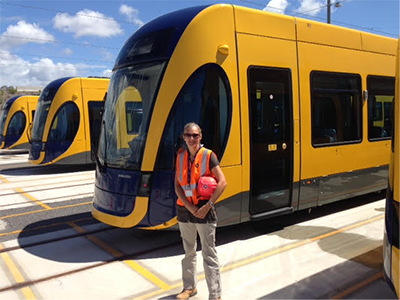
[176,288,198,299]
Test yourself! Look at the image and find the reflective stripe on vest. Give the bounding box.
[176,147,213,206]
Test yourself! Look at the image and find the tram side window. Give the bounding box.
[7,112,26,136]
[311,72,362,146]
[367,76,395,140]
[48,102,80,142]
[157,64,231,170]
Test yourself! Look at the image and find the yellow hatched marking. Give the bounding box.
[70,223,171,291]
[0,175,10,183]
[0,244,36,300]
[14,188,51,210]
[0,202,91,220]
[136,214,384,299]
[0,216,93,237]
[124,260,171,291]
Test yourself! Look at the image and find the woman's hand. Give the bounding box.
[186,203,198,215]
[193,203,211,219]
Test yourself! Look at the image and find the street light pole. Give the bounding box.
[327,0,331,24]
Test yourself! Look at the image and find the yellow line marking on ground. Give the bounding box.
[70,223,171,291]
[0,175,51,209]
[136,214,384,299]
[0,217,93,238]
[0,175,10,183]
[331,271,383,299]
[0,243,36,300]
[0,202,91,220]
[14,188,52,210]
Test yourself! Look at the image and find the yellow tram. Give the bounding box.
[0,95,38,150]
[383,37,400,298]
[92,4,396,229]
[29,77,109,165]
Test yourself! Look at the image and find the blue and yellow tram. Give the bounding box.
[383,38,400,298]
[29,77,109,165]
[92,4,397,229]
[0,95,38,150]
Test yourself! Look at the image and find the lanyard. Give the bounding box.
[187,146,202,184]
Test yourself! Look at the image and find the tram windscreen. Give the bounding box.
[0,106,10,136]
[99,60,166,169]
[31,86,59,142]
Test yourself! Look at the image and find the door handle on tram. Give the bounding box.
[282,143,287,150]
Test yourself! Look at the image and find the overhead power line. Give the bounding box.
[0,51,115,63]
[0,1,139,26]
[0,35,120,50]
[0,62,110,71]
[239,0,398,37]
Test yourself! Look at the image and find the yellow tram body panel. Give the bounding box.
[296,22,395,179]
[235,9,300,189]
[143,4,242,202]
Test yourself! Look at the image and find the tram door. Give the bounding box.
[248,67,293,215]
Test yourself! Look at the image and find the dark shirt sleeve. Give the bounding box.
[209,152,220,171]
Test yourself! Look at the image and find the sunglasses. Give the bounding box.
[183,133,200,139]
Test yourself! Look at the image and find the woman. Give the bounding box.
[175,122,227,300]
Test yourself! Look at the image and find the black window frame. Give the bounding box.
[367,75,395,141]
[156,63,232,171]
[47,101,80,142]
[311,71,362,147]
[6,111,26,136]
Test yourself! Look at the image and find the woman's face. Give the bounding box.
[183,126,202,149]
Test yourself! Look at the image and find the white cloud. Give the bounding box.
[100,50,115,62]
[102,69,112,78]
[0,51,77,87]
[263,0,289,14]
[296,0,326,16]
[0,21,55,50]
[53,9,123,38]
[119,4,144,27]
[29,58,78,83]
[63,48,73,55]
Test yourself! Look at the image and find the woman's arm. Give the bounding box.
[193,165,227,219]
[175,174,198,214]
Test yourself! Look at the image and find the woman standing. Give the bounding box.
[175,122,227,300]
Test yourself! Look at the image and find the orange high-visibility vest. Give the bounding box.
[176,147,214,206]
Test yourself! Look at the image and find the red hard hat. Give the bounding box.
[198,175,217,199]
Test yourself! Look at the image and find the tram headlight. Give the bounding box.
[138,173,152,197]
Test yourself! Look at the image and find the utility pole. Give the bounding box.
[327,0,331,24]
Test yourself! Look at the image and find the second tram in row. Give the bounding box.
[92,4,397,229]
[29,77,109,165]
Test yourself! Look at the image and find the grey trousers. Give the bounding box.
[178,221,222,299]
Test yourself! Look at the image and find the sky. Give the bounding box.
[0,0,399,88]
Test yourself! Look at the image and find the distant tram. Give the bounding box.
[0,95,38,150]
[29,77,109,165]
[383,37,399,298]
[92,4,396,229]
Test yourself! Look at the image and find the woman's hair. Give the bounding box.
[183,122,202,134]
